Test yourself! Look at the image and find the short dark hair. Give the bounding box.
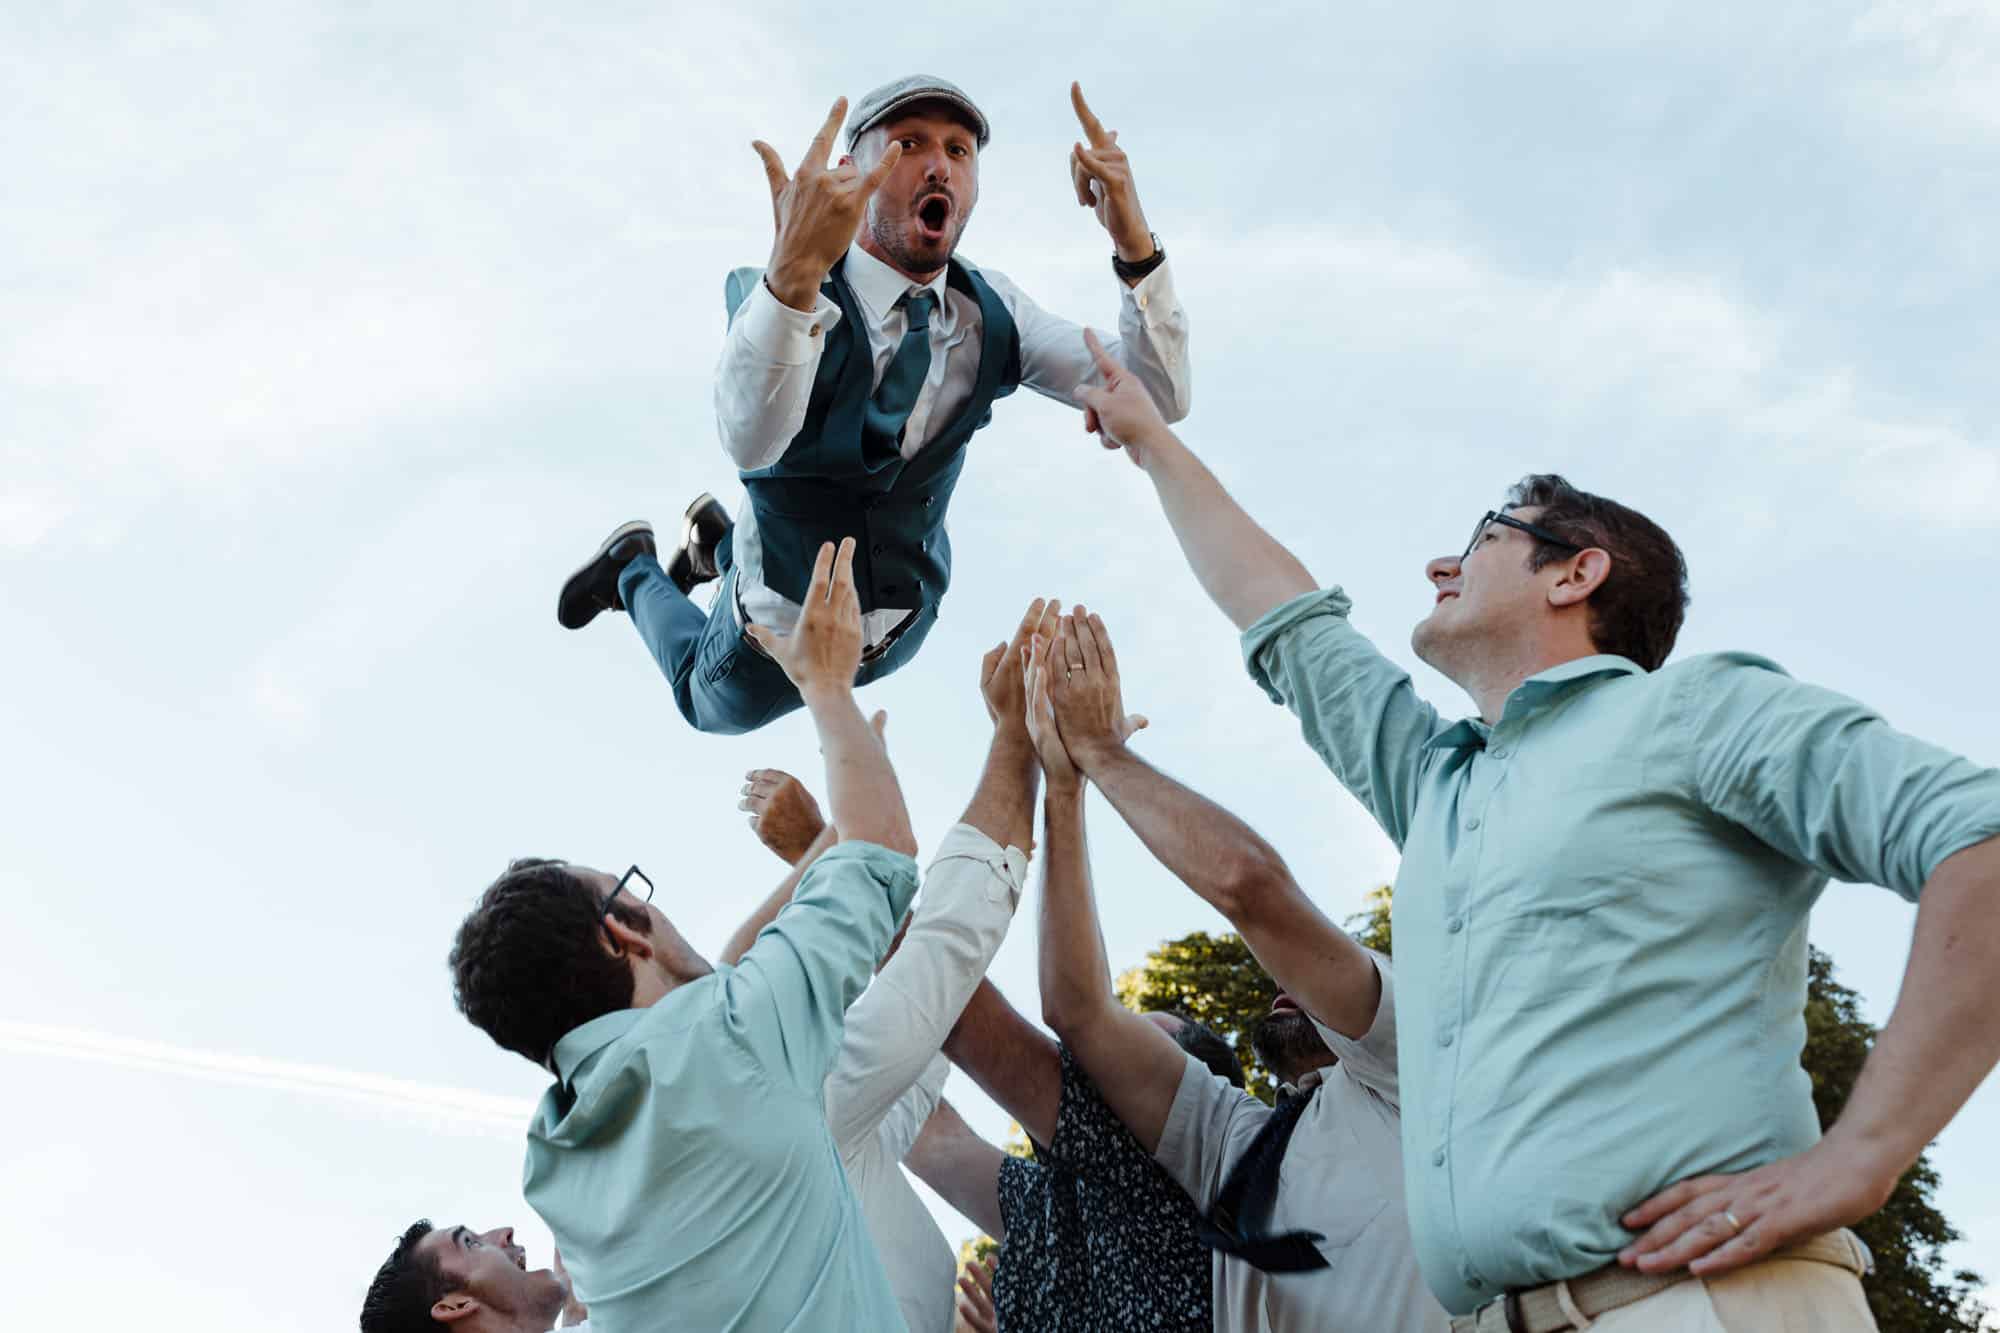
[1505,473,1690,671]
[359,1220,449,1333]
[1164,1009,1246,1088]
[449,858,649,1069]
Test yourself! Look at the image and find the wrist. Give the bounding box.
[798,679,857,713]
[1112,225,1158,266]
[765,255,825,312]
[1069,734,1127,773]
[1044,774,1085,803]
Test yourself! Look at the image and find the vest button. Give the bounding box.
[923,496,933,507]
[871,543,885,556]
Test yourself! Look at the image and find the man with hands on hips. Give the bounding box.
[1076,329,2000,1330]
[555,77,1190,736]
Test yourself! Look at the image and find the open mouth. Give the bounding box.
[1270,992,1301,1016]
[915,193,952,241]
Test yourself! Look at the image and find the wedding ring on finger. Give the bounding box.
[1720,1211,1744,1236]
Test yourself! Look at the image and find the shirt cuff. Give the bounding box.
[737,276,843,366]
[1121,256,1182,326]
[925,822,1030,909]
[1240,586,1356,704]
[817,839,923,919]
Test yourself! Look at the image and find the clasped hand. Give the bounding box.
[1023,605,1149,785]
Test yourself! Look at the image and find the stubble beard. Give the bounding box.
[1252,1009,1332,1085]
[867,198,973,277]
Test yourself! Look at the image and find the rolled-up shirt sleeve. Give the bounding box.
[725,840,919,1092]
[985,261,1191,424]
[1307,951,1399,1109]
[1682,653,2000,900]
[715,277,845,472]
[823,824,1028,1154]
[1243,588,1449,849]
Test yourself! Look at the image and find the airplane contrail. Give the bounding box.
[0,1019,535,1139]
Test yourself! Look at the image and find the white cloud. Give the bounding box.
[0,1019,532,1139]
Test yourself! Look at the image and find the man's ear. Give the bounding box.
[602,911,656,961]
[1547,548,1612,608]
[432,1293,480,1324]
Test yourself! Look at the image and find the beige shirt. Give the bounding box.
[1154,957,1450,1332]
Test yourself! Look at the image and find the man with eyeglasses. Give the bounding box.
[1075,334,2000,1331]
[449,539,926,1332]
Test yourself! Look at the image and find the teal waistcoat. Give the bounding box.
[726,256,1022,611]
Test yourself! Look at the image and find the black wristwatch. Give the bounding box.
[1112,233,1166,282]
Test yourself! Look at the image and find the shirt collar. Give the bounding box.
[1282,1065,1331,1097]
[1423,654,1646,752]
[550,1008,642,1085]
[844,241,949,326]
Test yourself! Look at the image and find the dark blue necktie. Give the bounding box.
[1196,1084,1329,1273]
[863,290,936,445]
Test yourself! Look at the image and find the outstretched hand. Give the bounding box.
[740,768,828,862]
[1068,83,1154,263]
[755,98,904,310]
[957,1255,998,1333]
[980,597,1056,732]
[1046,607,1148,771]
[1079,328,1170,462]
[746,538,863,697]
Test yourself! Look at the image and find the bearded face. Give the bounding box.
[1251,993,1335,1086]
[856,107,981,277]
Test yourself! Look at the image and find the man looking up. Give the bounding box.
[450,538,924,1332]
[1018,609,1447,1332]
[1078,333,2000,1329]
[359,1223,586,1333]
[554,79,1191,735]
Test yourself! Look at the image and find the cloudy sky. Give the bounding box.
[4,2,1996,1326]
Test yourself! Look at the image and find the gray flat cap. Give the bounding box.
[847,75,990,149]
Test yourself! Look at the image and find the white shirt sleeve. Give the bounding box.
[823,824,1028,1154]
[1153,1051,1270,1210]
[1307,951,1399,1109]
[714,277,847,472]
[873,1052,951,1167]
[981,260,1191,424]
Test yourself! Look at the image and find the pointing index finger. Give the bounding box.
[1082,328,1122,384]
[801,97,848,174]
[1071,81,1112,148]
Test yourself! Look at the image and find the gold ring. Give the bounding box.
[1721,1211,1744,1236]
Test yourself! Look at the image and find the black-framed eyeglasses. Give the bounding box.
[600,864,654,931]
[1460,510,1585,565]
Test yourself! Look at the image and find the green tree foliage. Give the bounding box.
[1804,947,1992,1332]
[1117,892,1991,1331]
[1115,929,1280,1102]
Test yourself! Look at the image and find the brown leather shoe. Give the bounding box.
[665,492,732,596]
[556,520,656,629]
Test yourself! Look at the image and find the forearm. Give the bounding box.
[806,686,917,856]
[721,823,839,966]
[1829,838,2000,1189]
[1138,430,1315,630]
[716,282,826,470]
[906,1099,1008,1240]
[941,979,1062,1147]
[956,727,1040,855]
[1079,741,1382,1038]
[1036,784,1119,1033]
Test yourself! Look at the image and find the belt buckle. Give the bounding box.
[1502,1290,1527,1333]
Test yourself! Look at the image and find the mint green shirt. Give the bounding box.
[523,841,920,1333]
[1244,588,2000,1316]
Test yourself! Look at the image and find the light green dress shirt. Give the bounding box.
[523,841,920,1333]
[1244,588,2000,1316]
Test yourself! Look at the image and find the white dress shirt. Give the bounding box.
[1153,958,1451,1333]
[716,241,1192,647]
[822,823,1029,1333]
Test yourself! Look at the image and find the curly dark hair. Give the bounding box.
[1505,473,1690,671]
[359,1219,448,1333]
[1164,1009,1246,1088]
[449,858,650,1069]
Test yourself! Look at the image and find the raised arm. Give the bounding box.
[720,98,905,470]
[1050,610,1384,1040]
[1027,746,1192,1155]
[904,1097,1009,1241]
[941,979,1062,1150]
[720,821,838,967]
[725,539,920,1089]
[1078,330,1308,629]
[822,602,1048,1151]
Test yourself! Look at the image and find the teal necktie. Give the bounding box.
[864,290,936,446]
